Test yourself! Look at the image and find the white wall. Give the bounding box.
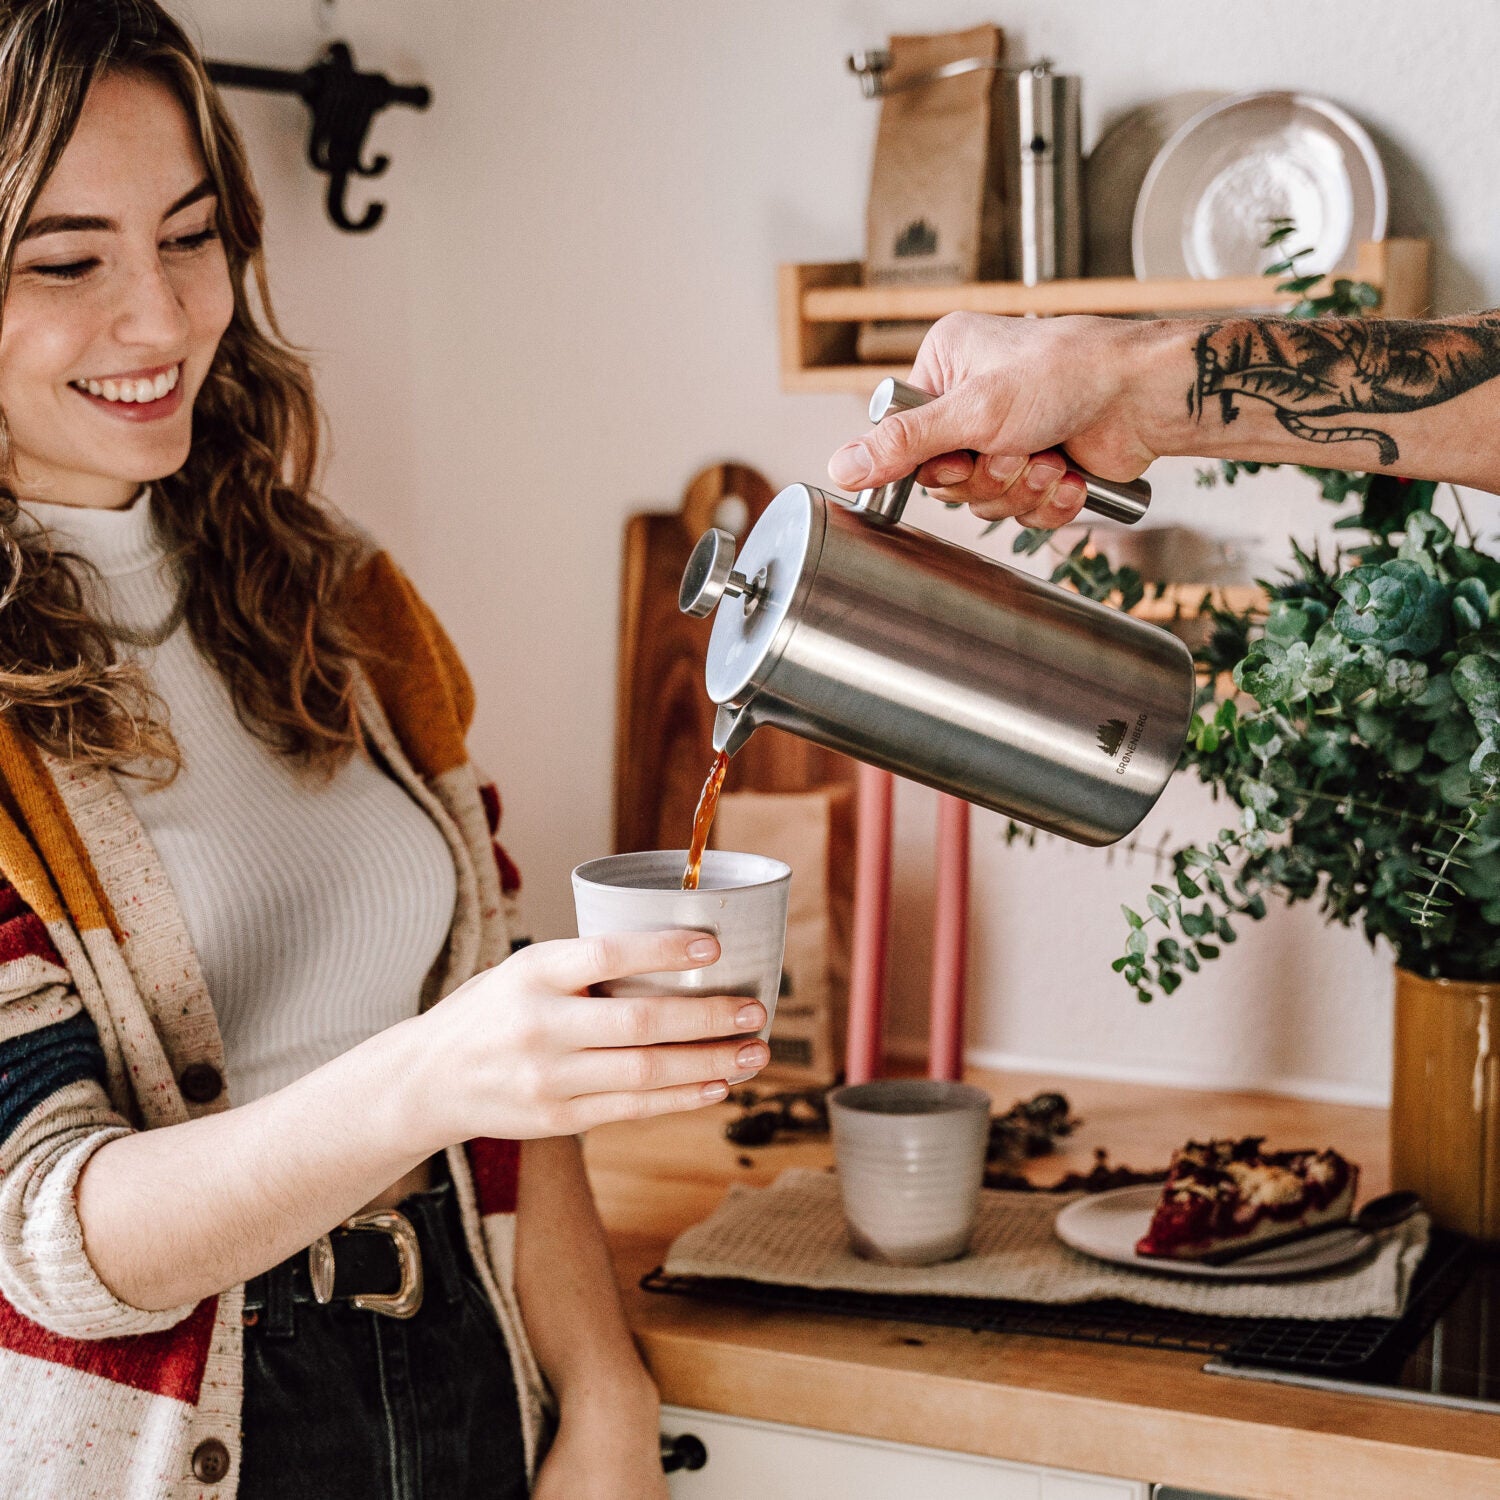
[175,0,1500,1104]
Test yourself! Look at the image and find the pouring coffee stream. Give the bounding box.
[678,379,1196,848]
[681,749,729,890]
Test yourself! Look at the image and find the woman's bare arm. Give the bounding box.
[516,1135,670,1498]
[73,932,768,1313]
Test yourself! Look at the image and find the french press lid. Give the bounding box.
[679,483,824,705]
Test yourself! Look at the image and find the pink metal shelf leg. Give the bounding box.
[845,764,894,1085]
[928,794,970,1082]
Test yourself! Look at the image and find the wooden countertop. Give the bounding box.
[584,1067,1500,1500]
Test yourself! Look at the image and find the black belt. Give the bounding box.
[244,1179,467,1336]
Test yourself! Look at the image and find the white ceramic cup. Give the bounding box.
[570,851,791,1067]
[828,1079,992,1266]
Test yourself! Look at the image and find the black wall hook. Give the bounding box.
[206,42,431,234]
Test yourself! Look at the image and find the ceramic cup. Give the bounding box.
[570,851,791,1071]
[828,1079,992,1266]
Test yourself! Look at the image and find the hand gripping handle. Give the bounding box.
[857,378,1152,526]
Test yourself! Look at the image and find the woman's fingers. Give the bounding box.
[560,1080,738,1133]
[550,992,767,1049]
[555,1036,769,1097]
[511,930,720,993]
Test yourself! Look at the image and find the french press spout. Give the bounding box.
[679,380,1193,847]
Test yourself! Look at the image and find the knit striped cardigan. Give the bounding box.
[0,547,547,1497]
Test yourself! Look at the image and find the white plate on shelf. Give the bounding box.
[1054,1184,1374,1280]
[1132,90,1387,281]
[1084,90,1225,278]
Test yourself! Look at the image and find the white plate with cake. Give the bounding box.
[1054,1136,1369,1280]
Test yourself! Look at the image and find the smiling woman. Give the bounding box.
[0,13,364,783]
[0,4,745,1499]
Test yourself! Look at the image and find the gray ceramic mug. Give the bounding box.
[828,1079,992,1266]
[570,851,791,1068]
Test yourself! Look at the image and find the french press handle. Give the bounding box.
[856,378,1152,526]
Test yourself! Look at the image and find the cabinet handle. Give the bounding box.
[660,1432,709,1473]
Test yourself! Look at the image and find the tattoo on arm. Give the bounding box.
[1189,314,1500,465]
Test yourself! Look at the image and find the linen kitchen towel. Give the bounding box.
[663,1169,1428,1320]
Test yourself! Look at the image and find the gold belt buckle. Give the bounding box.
[308,1207,424,1319]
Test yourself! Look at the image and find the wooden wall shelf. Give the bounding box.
[779,239,1432,395]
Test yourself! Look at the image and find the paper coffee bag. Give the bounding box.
[857,24,1008,364]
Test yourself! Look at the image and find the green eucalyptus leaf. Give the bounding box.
[1333,559,1447,655]
[1429,716,1477,763]
[1234,639,1295,703]
[1388,739,1426,774]
[1265,600,1324,644]
[1454,655,1500,722]
[1469,740,1500,779]
[1438,761,1475,805]
[1379,658,1429,707]
[1355,707,1393,747]
[1455,595,1486,635]
[1239,779,1279,813]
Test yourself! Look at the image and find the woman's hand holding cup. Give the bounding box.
[408,929,768,1144]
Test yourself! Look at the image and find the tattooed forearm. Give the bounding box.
[1188,314,1500,465]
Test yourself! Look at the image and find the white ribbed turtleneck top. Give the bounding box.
[20,491,457,1104]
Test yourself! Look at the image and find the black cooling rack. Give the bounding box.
[641,1229,1473,1375]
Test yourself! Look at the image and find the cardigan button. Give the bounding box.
[191,1438,230,1483]
[179,1063,223,1105]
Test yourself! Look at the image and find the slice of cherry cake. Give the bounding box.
[1134,1136,1358,1261]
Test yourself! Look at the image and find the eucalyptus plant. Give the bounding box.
[1104,224,1500,999]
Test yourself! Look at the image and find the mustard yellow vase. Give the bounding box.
[1391,968,1500,1243]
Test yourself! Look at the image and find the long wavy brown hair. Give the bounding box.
[0,0,367,779]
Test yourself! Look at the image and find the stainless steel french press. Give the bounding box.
[678,379,1195,846]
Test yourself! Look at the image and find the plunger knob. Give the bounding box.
[680,528,764,617]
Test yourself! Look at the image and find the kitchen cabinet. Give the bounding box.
[778,239,1430,393]
[661,1406,1149,1500]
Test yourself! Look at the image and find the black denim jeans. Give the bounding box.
[239,1178,529,1500]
